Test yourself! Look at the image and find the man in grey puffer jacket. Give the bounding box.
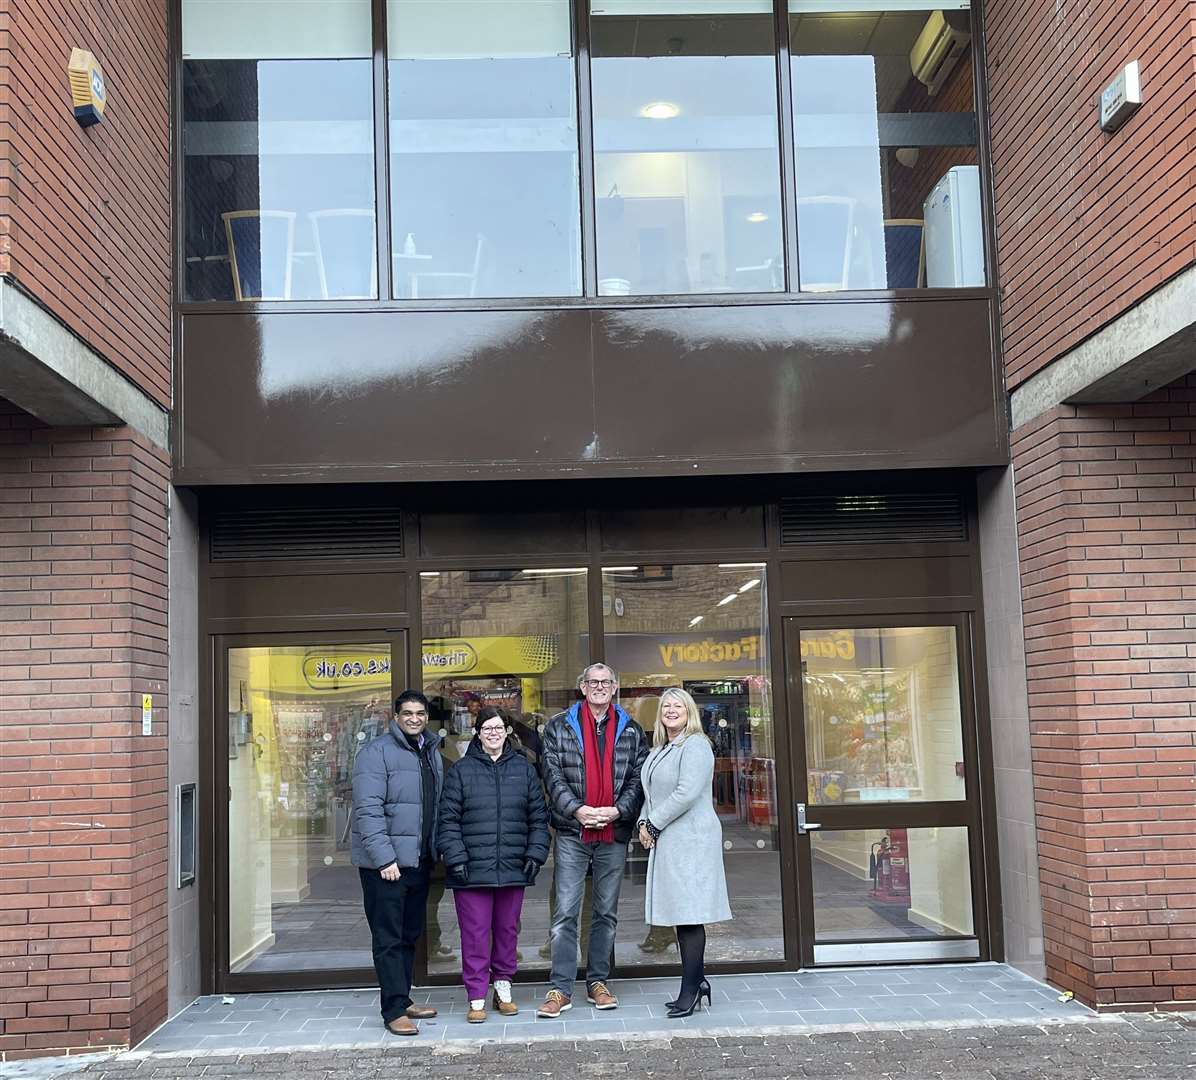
[352,690,444,1036]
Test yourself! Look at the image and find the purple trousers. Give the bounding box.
[453,886,525,1001]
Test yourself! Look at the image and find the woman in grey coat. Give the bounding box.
[637,687,731,1018]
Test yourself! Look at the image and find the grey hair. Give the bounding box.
[578,662,619,688]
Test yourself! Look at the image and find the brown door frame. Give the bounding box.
[781,612,992,968]
[211,627,408,995]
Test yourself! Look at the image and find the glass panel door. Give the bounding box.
[602,563,785,966]
[224,635,403,978]
[418,568,589,977]
[783,617,983,964]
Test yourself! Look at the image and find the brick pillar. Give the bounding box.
[0,400,169,1059]
[1012,374,1196,1009]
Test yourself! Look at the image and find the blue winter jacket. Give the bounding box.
[351,721,445,870]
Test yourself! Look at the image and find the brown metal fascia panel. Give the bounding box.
[176,299,1005,485]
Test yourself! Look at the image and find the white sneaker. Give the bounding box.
[493,980,513,1004]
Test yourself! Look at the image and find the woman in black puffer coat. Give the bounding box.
[438,707,549,1023]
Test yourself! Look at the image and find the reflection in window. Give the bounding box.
[419,568,589,974]
[801,626,966,804]
[789,4,981,291]
[227,643,392,973]
[387,1,581,299]
[812,826,974,941]
[590,2,784,296]
[182,0,376,302]
[602,563,783,963]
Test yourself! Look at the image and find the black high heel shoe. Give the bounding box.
[667,979,712,1018]
[666,978,710,1010]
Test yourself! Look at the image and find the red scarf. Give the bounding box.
[580,700,616,845]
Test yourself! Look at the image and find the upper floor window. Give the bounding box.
[387,0,582,299]
[178,0,980,304]
[789,1,981,291]
[589,1,784,296]
[182,0,377,301]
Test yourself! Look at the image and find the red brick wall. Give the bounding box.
[0,0,170,406]
[0,398,170,1059]
[1012,373,1196,1008]
[890,52,978,220]
[985,0,1196,390]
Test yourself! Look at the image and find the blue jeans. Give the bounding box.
[549,832,628,996]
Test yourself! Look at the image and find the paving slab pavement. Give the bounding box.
[19,1012,1195,1080]
[130,963,1096,1052]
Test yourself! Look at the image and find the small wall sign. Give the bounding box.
[142,693,153,735]
[1099,61,1141,133]
[68,48,106,127]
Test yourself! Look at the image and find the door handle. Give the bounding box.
[795,803,822,835]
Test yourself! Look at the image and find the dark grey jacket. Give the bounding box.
[351,721,444,870]
[540,701,648,843]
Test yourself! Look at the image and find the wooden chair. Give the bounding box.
[410,233,489,299]
[309,209,377,300]
[223,210,296,301]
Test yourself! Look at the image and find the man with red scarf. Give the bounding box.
[536,663,648,1018]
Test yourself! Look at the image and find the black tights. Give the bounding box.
[676,923,706,993]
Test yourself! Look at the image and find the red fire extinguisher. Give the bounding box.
[869,829,911,904]
[887,828,910,901]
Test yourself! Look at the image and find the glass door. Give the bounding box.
[783,617,986,965]
[219,631,406,988]
[418,568,590,981]
[601,563,786,970]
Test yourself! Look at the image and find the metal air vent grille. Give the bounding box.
[210,505,402,561]
[780,493,966,545]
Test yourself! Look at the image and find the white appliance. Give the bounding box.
[923,165,984,288]
[910,10,972,96]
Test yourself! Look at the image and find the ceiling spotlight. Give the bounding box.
[746,211,768,223]
[716,593,737,607]
[738,578,761,593]
[641,101,680,120]
[688,615,704,626]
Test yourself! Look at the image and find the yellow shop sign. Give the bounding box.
[294,635,560,691]
[422,641,479,674]
[799,631,856,661]
[302,652,391,690]
[658,635,764,667]
[424,635,559,677]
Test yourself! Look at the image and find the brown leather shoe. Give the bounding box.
[466,1005,486,1024]
[536,989,572,1017]
[405,1004,438,1019]
[587,981,618,1010]
[385,1015,419,1036]
[491,991,518,1016]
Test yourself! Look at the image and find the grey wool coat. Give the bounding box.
[641,734,732,927]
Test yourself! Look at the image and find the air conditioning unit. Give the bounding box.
[910,11,971,96]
